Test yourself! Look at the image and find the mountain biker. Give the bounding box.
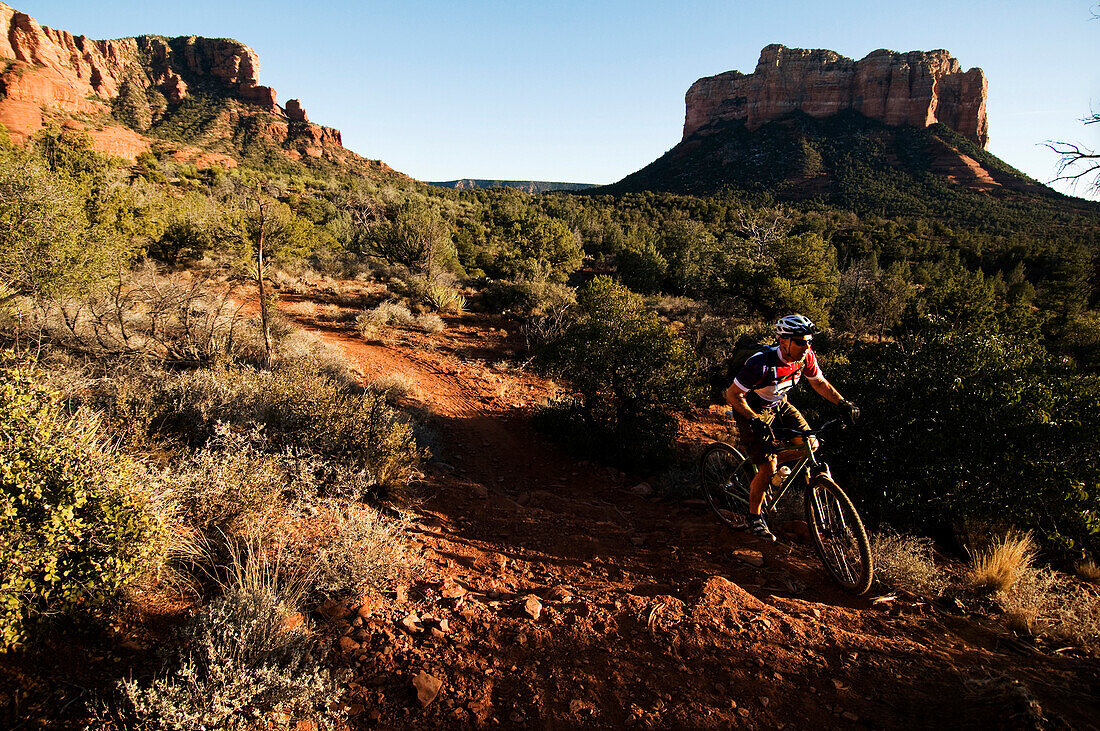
[724,314,860,542]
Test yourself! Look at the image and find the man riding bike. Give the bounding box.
[724,314,860,542]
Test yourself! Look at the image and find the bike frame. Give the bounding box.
[727,415,841,512]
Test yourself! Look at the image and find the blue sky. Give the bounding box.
[16,1,1100,197]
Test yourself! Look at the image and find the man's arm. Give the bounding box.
[808,375,845,406]
[725,383,758,421]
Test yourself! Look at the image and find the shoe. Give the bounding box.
[747,514,777,543]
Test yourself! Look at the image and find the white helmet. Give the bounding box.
[775,314,816,338]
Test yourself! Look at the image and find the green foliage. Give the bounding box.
[0,364,159,650]
[473,208,583,283]
[104,359,424,497]
[537,276,701,468]
[0,143,132,302]
[830,322,1100,560]
[112,76,154,131]
[366,199,458,275]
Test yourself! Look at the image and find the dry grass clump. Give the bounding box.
[1076,559,1100,585]
[997,566,1059,635]
[121,537,343,730]
[996,567,1100,645]
[308,502,423,597]
[416,313,446,333]
[369,372,420,402]
[967,531,1036,593]
[870,531,949,597]
[357,300,417,338]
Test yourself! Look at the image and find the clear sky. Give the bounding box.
[14,1,1100,197]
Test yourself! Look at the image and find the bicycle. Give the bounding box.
[698,416,874,595]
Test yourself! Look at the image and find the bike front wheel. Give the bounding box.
[699,442,757,529]
[804,476,873,595]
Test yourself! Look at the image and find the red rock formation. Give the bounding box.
[286,99,308,123]
[684,44,988,148]
[0,1,343,160]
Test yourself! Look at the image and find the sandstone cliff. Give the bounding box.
[0,1,350,165]
[684,44,988,148]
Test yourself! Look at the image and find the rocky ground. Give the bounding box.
[3,281,1098,730]
[278,285,1100,730]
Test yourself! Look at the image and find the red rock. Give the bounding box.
[0,3,350,159]
[440,579,467,600]
[523,596,543,621]
[684,44,988,148]
[412,671,443,707]
[338,636,360,654]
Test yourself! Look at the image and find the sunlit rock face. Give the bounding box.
[684,44,988,148]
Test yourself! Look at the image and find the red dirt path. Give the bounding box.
[277,287,1100,730]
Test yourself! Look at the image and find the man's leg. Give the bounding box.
[735,413,778,543]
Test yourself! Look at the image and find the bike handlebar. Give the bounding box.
[769,418,846,441]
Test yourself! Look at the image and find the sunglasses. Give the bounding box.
[788,338,811,347]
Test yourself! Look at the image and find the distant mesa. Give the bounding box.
[685,44,988,147]
[0,1,394,173]
[428,180,597,193]
[598,43,1066,206]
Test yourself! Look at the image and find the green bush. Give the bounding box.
[101,359,424,498]
[536,276,701,469]
[0,364,160,650]
[830,322,1100,560]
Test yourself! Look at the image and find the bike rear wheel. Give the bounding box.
[699,442,758,529]
[804,476,873,595]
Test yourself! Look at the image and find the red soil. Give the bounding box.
[276,285,1100,730]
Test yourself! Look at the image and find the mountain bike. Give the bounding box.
[698,416,873,595]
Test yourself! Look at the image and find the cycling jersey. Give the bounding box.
[733,345,823,410]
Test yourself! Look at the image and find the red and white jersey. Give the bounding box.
[733,346,823,408]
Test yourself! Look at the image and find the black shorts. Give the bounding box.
[733,400,811,464]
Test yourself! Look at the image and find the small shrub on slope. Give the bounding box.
[0,363,160,650]
[536,276,701,469]
[870,531,948,597]
[122,544,342,729]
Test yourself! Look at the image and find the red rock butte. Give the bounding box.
[684,44,989,148]
[0,1,343,161]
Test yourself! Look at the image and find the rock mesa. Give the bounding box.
[684,44,988,148]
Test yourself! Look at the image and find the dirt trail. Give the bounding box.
[280,292,1100,730]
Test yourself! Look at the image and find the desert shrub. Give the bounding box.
[0,364,161,650]
[870,531,948,597]
[154,424,286,540]
[121,545,341,729]
[308,502,422,598]
[368,373,419,402]
[94,359,423,498]
[830,321,1100,560]
[415,313,445,334]
[254,361,423,490]
[356,300,416,338]
[536,276,701,469]
[967,531,1037,594]
[480,276,576,317]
